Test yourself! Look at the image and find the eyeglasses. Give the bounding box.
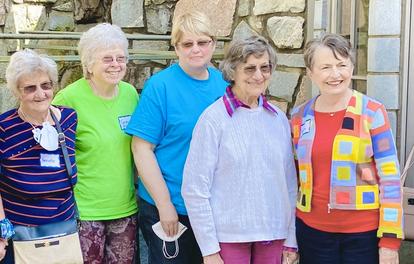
[243,64,273,76]
[20,81,53,94]
[101,55,127,64]
[178,40,213,50]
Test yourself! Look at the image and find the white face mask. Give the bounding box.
[32,121,59,151]
[151,221,187,259]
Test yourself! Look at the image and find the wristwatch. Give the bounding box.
[0,218,14,240]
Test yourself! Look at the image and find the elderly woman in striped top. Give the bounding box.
[0,49,77,263]
[182,35,298,264]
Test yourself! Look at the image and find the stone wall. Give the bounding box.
[366,0,401,140]
[0,0,310,113]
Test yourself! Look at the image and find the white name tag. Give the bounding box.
[118,115,131,130]
[301,119,312,135]
[40,153,60,168]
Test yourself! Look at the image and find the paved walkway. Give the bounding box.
[401,241,414,264]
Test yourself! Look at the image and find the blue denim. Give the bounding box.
[296,218,379,264]
[135,216,141,264]
[138,198,202,264]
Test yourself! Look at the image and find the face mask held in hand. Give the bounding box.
[152,221,188,259]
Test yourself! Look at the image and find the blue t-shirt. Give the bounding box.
[126,63,227,215]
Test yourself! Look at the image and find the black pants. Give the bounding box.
[296,218,379,264]
[0,240,14,264]
[138,198,202,264]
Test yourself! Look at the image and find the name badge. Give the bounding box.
[40,153,60,168]
[118,115,131,130]
[301,119,312,135]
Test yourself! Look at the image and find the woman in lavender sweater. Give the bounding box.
[182,35,298,264]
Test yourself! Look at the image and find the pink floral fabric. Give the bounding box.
[79,215,137,264]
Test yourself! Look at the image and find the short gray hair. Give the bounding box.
[5,48,58,96]
[78,23,129,78]
[220,35,277,84]
[304,33,355,69]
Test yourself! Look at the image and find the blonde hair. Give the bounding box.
[171,11,215,46]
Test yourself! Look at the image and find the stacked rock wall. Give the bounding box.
[0,0,310,113]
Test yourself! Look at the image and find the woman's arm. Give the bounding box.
[182,115,221,257]
[131,136,178,236]
[0,195,9,261]
[281,115,299,264]
[379,247,399,264]
[203,253,224,264]
[370,105,402,263]
[282,114,298,249]
[0,128,10,260]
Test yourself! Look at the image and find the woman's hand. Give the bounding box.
[203,253,224,264]
[379,247,399,264]
[0,238,8,260]
[282,250,299,264]
[157,201,179,237]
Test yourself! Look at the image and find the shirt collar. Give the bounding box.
[222,86,278,117]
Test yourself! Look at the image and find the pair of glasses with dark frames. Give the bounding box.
[242,63,273,76]
[20,82,53,94]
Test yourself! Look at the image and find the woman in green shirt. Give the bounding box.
[53,23,138,264]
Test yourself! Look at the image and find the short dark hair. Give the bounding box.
[220,35,277,84]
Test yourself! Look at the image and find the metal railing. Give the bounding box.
[0,31,230,62]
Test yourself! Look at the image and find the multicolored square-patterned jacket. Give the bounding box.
[290,90,403,239]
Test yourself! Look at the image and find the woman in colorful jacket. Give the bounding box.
[290,33,403,264]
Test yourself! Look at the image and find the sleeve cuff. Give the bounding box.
[282,246,298,252]
[379,237,402,250]
[200,243,221,257]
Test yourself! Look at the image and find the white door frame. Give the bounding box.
[401,0,414,186]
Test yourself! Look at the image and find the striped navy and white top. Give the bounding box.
[0,106,77,226]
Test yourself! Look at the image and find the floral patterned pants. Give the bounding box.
[79,215,137,264]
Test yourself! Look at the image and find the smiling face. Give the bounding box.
[232,52,272,105]
[175,31,215,73]
[308,45,354,97]
[18,71,54,115]
[88,46,127,88]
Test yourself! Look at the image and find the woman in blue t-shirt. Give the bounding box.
[125,10,227,264]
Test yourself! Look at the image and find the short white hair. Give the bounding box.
[78,23,129,78]
[5,49,58,96]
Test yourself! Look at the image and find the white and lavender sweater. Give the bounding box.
[182,97,297,256]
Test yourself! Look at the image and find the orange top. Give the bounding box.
[296,109,400,249]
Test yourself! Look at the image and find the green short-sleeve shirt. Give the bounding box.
[53,78,138,220]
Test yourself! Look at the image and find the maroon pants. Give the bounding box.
[79,215,137,264]
[219,240,284,264]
